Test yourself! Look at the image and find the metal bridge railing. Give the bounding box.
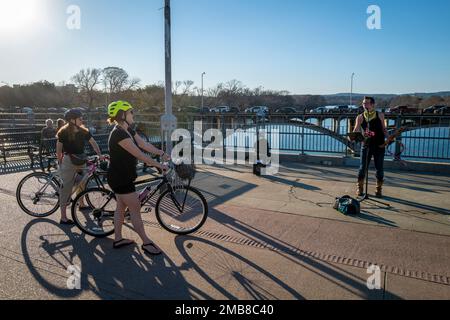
[0,111,449,162]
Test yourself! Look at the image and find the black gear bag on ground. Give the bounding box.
[333,195,360,215]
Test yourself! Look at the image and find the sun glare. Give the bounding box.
[0,0,42,35]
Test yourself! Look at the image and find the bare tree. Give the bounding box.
[207,83,224,98]
[419,96,445,109]
[71,68,102,109]
[127,77,141,91]
[102,67,141,98]
[389,95,422,108]
[181,80,194,96]
[173,81,182,95]
[223,79,244,95]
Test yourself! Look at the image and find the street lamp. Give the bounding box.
[201,72,206,110]
[350,73,355,107]
[103,80,108,106]
[161,0,177,156]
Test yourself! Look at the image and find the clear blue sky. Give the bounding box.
[0,0,449,94]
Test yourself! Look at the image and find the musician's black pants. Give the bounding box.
[358,145,385,181]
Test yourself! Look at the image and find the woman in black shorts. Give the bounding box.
[107,101,169,255]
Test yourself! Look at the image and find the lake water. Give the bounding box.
[222,118,450,162]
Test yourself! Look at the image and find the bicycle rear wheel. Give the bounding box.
[71,188,116,237]
[155,185,208,235]
[16,172,60,217]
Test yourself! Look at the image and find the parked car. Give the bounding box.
[310,106,330,113]
[22,107,33,114]
[200,107,210,114]
[387,105,419,114]
[178,106,200,113]
[377,107,389,113]
[423,105,445,114]
[435,106,450,114]
[275,107,297,114]
[210,106,231,113]
[95,106,107,113]
[245,106,269,114]
[48,107,57,112]
[143,106,161,113]
[59,107,68,113]
[329,105,352,113]
[229,106,240,113]
[347,105,360,113]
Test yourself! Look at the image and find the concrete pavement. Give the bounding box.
[0,162,449,299]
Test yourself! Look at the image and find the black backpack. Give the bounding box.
[333,195,360,215]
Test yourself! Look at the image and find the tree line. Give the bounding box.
[0,67,449,112]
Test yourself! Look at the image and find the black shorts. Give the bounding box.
[110,182,136,195]
[107,171,137,195]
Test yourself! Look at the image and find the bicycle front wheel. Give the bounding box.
[16,172,60,217]
[155,185,208,235]
[71,188,116,237]
[85,172,110,207]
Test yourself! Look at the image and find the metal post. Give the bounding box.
[301,111,305,155]
[350,73,355,107]
[104,82,108,107]
[394,114,402,159]
[201,72,206,110]
[161,0,177,156]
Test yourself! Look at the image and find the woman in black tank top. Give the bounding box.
[353,97,388,198]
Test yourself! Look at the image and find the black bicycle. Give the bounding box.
[70,162,208,237]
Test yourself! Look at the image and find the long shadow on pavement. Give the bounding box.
[175,235,304,300]
[282,162,449,194]
[1,160,35,175]
[174,235,400,300]
[192,170,406,299]
[353,210,398,228]
[262,175,321,191]
[20,218,212,299]
[382,196,450,216]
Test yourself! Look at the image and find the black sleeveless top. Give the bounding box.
[107,125,138,187]
[361,112,385,148]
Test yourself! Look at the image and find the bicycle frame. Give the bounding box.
[139,175,192,213]
[32,157,105,203]
[93,174,192,215]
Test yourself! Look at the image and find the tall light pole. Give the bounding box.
[103,80,108,107]
[350,73,355,107]
[201,72,206,110]
[161,0,177,155]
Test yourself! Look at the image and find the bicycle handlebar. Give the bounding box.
[86,154,109,164]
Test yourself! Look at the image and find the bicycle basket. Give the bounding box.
[99,160,109,171]
[174,163,196,181]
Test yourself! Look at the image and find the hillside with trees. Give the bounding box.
[1,67,449,112]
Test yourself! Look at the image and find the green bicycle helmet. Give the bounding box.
[108,101,133,118]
